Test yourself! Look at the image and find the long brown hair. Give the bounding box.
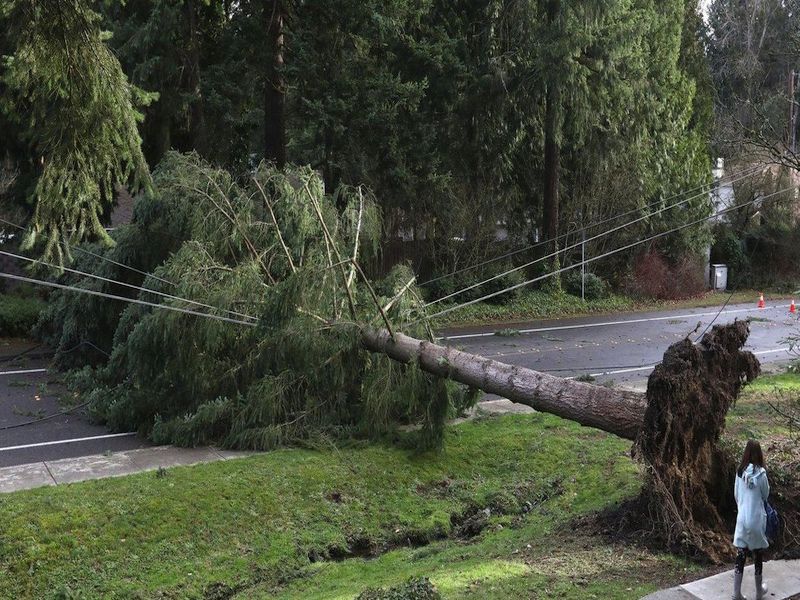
[737,439,765,477]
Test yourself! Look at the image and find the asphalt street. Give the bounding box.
[0,355,148,468]
[1,300,797,469]
[440,300,800,388]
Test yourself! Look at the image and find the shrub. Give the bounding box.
[425,259,526,306]
[628,251,705,300]
[356,578,441,600]
[563,270,610,300]
[0,294,45,337]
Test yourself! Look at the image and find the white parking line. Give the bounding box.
[0,432,137,453]
[439,305,793,340]
[0,368,48,376]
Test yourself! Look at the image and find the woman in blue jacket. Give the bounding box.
[732,440,770,600]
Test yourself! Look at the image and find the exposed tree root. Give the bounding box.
[633,321,761,563]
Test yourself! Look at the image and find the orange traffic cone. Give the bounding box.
[758,293,765,309]
[791,300,796,314]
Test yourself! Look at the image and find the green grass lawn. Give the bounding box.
[2,371,794,600]
[0,413,700,600]
[727,372,799,441]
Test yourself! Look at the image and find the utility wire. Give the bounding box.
[0,217,176,288]
[0,400,92,431]
[0,249,258,323]
[419,164,764,288]
[0,272,259,327]
[425,168,764,308]
[694,239,763,342]
[0,341,114,431]
[420,186,795,323]
[0,343,44,364]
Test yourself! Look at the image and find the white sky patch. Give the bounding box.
[700,0,712,21]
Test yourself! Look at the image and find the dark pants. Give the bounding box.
[735,547,763,576]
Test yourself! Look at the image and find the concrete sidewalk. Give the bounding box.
[641,559,800,599]
[0,445,254,493]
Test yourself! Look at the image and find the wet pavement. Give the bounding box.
[0,351,148,468]
[441,301,800,388]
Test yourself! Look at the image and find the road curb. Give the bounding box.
[0,445,257,493]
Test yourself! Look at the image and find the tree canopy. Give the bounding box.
[1,0,717,279]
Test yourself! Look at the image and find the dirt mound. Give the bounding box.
[634,320,760,563]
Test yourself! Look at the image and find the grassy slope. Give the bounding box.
[727,373,798,441]
[3,372,794,600]
[0,414,696,600]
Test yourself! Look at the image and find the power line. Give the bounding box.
[0,271,259,327]
[424,168,764,308]
[421,186,795,323]
[0,217,176,289]
[0,400,92,432]
[0,249,258,323]
[418,164,764,288]
[0,343,44,364]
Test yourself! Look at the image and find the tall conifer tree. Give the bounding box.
[1,0,152,263]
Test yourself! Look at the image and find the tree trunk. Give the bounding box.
[542,0,561,252]
[185,0,207,155]
[364,322,776,563]
[264,0,287,168]
[361,329,646,440]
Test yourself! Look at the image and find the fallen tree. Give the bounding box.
[37,154,793,562]
[363,321,776,562]
[362,328,646,440]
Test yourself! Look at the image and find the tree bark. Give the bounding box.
[264,0,287,168]
[542,0,561,251]
[361,329,646,440]
[185,0,207,155]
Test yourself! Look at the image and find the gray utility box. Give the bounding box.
[711,264,728,291]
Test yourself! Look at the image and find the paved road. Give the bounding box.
[440,301,800,389]
[1,300,797,469]
[0,356,148,468]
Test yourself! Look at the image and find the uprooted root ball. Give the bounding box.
[635,320,760,563]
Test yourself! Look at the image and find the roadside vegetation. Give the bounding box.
[0,291,45,337]
[433,289,780,328]
[3,369,797,600]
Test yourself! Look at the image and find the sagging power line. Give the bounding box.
[0,271,258,327]
[0,249,258,323]
[0,217,176,289]
[419,164,764,289]
[424,167,764,308]
[421,186,795,322]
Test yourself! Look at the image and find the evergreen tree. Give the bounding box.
[0,0,152,262]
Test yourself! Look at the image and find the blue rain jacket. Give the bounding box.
[733,463,770,550]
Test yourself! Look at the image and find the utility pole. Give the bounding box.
[581,227,586,301]
[789,69,797,155]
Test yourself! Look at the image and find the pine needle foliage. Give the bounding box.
[1,0,152,263]
[45,153,474,450]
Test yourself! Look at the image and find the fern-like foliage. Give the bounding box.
[1,0,153,263]
[43,153,475,450]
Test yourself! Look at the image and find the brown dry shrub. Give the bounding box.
[629,251,706,300]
